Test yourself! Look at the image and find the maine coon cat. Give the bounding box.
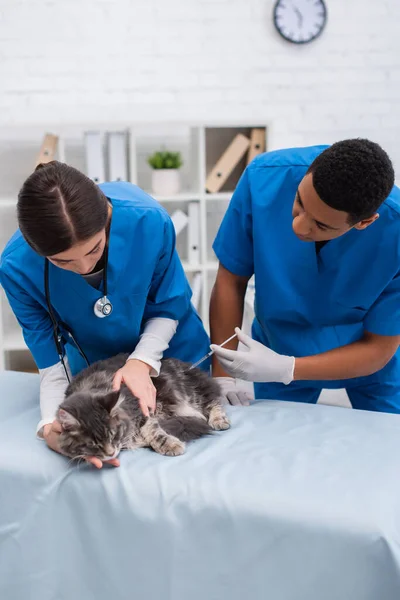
[57,353,230,461]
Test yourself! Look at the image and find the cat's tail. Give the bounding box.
[159,416,212,442]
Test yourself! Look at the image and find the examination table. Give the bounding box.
[1,370,400,600]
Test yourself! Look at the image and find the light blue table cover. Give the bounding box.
[1,370,400,600]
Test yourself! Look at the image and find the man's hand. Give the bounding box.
[43,421,120,469]
[211,327,295,384]
[214,377,254,406]
[113,358,156,417]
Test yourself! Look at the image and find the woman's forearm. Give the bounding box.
[128,317,178,376]
[38,360,70,437]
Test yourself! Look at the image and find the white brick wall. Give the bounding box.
[1,0,400,170]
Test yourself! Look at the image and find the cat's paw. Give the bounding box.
[209,414,231,431]
[159,436,186,457]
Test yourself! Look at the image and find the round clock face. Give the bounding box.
[273,0,327,44]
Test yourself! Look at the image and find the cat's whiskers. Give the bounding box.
[66,457,76,469]
[68,455,89,469]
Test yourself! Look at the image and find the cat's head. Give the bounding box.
[57,390,128,461]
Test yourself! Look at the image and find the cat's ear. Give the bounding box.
[58,408,79,430]
[103,391,120,414]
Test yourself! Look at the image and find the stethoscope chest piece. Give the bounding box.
[94,296,113,318]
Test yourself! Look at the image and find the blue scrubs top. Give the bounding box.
[0,182,210,375]
[213,146,400,395]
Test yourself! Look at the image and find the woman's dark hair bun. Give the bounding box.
[18,161,109,256]
[35,160,57,172]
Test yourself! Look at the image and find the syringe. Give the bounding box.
[189,332,238,370]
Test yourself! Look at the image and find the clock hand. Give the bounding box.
[294,7,303,27]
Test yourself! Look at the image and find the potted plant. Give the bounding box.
[147,150,183,196]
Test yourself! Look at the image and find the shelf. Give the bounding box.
[181,262,202,273]
[205,192,233,201]
[182,261,218,272]
[0,197,17,208]
[151,192,201,203]
[205,261,218,271]
[152,192,232,202]
[4,328,27,351]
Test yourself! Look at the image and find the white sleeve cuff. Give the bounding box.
[37,359,70,438]
[128,318,178,377]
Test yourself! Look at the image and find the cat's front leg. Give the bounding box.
[140,417,186,457]
[122,435,147,451]
[208,404,231,431]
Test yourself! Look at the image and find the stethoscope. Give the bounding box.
[92,239,113,319]
[44,239,113,382]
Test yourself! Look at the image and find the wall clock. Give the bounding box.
[273,0,327,44]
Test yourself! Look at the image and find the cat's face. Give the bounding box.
[57,391,128,461]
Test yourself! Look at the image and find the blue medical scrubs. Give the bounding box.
[213,146,400,413]
[0,182,210,375]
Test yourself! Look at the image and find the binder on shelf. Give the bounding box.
[247,128,265,164]
[191,272,203,310]
[187,201,200,264]
[107,131,128,182]
[35,133,58,167]
[170,209,188,237]
[205,133,250,193]
[84,131,105,183]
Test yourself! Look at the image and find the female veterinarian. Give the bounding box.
[210,139,400,413]
[0,161,210,467]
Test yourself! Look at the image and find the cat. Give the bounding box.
[57,353,230,461]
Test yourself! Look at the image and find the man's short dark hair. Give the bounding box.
[308,139,395,224]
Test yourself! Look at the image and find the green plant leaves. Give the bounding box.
[147,151,183,169]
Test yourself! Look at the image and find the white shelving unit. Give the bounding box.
[128,123,266,332]
[0,123,267,371]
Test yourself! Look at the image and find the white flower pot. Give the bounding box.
[151,169,181,196]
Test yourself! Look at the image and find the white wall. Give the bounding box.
[0,0,399,170]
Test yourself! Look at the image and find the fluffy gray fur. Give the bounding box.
[57,353,230,461]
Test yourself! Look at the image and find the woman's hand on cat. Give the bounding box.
[85,456,120,469]
[113,358,156,417]
[43,421,120,469]
[43,420,64,454]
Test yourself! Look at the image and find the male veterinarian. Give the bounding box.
[210,139,400,413]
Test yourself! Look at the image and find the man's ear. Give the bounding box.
[353,213,379,231]
[103,391,120,414]
[58,408,79,430]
